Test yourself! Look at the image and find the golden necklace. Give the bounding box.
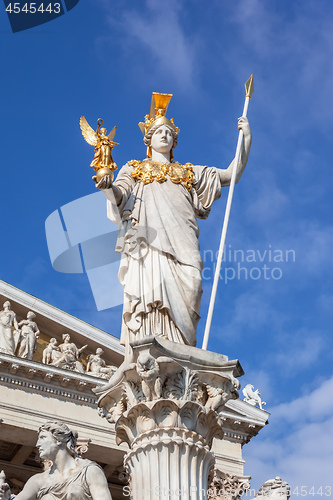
[128,160,194,191]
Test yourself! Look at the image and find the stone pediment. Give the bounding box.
[0,279,124,369]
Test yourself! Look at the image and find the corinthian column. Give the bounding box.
[96,337,243,500]
[118,400,221,499]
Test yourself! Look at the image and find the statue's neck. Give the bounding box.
[150,150,171,164]
[52,449,76,475]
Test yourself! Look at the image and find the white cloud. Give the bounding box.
[99,0,197,89]
[222,0,333,130]
[317,294,333,314]
[244,376,333,493]
[272,377,333,423]
[275,221,333,281]
[246,183,290,225]
[273,328,325,375]
[220,289,285,339]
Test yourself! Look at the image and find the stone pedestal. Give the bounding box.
[96,337,243,499]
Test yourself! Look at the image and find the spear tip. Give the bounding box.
[245,74,254,98]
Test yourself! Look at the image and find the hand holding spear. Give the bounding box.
[202,75,254,351]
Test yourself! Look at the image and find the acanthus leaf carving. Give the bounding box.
[208,469,251,500]
[96,337,242,429]
[124,380,144,409]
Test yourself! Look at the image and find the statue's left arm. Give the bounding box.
[13,313,19,331]
[218,117,252,186]
[86,464,113,500]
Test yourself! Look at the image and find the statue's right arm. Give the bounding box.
[6,475,41,500]
[94,176,123,205]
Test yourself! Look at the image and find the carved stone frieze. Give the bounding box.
[96,336,243,425]
[0,352,104,404]
[0,299,119,382]
[43,333,87,373]
[208,469,251,500]
[0,302,40,362]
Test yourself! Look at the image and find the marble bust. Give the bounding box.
[0,421,112,500]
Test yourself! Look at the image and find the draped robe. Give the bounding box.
[36,460,96,500]
[107,162,221,347]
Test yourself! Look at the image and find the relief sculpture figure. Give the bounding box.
[86,348,117,379]
[17,311,40,360]
[42,338,60,365]
[51,334,87,373]
[0,301,19,355]
[96,93,252,351]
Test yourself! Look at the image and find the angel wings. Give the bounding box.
[80,116,117,146]
[80,116,118,172]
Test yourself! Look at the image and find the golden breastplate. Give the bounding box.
[128,160,194,191]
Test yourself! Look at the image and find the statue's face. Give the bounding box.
[36,430,60,460]
[151,125,173,154]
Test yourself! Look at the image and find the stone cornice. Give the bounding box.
[218,399,269,444]
[0,352,107,403]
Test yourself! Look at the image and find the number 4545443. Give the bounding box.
[292,486,332,496]
[6,3,61,14]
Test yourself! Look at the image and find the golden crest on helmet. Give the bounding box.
[138,92,180,136]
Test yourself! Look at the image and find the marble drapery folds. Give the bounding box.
[107,162,221,347]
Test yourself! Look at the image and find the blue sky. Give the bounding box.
[1,0,333,494]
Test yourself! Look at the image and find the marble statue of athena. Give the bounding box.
[96,93,252,350]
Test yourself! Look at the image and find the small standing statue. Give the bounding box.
[86,348,117,380]
[80,116,118,183]
[17,311,40,360]
[0,301,19,355]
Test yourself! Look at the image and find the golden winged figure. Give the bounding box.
[80,116,119,183]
